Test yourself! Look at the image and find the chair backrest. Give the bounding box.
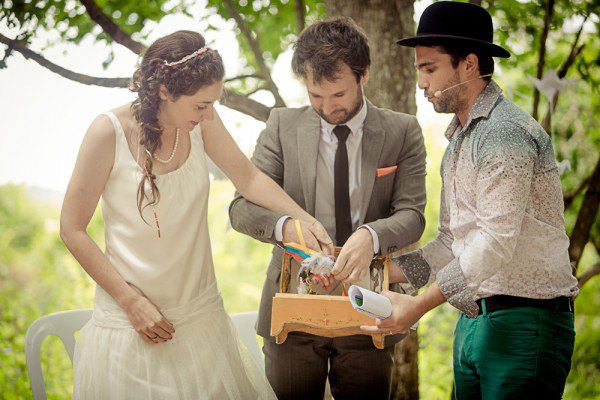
[229,311,264,370]
[25,309,92,400]
[25,309,261,398]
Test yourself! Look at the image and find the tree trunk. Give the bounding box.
[326,0,417,115]
[325,2,418,398]
[391,329,420,399]
[569,157,600,268]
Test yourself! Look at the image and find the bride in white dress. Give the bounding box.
[60,30,333,399]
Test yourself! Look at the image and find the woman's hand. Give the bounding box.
[122,294,176,345]
[283,218,334,256]
[308,219,335,256]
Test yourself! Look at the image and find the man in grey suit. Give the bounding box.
[229,17,426,400]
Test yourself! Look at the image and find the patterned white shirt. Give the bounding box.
[393,81,579,317]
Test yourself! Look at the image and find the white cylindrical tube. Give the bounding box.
[348,285,392,319]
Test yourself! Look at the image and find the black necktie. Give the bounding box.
[333,125,352,246]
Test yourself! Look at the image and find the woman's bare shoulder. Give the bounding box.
[109,103,136,128]
[110,103,134,119]
[88,103,135,142]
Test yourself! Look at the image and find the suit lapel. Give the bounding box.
[359,101,386,223]
[297,109,321,215]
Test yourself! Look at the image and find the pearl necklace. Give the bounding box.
[154,128,179,164]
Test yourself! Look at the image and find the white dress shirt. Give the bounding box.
[275,98,379,253]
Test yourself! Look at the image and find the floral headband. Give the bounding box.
[164,46,209,67]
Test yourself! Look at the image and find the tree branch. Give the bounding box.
[0,33,272,121]
[296,0,306,33]
[0,33,130,87]
[569,157,600,269]
[556,21,586,80]
[243,84,268,97]
[532,0,554,120]
[578,262,600,289]
[222,89,270,122]
[564,173,592,209]
[591,231,600,255]
[79,0,146,55]
[541,18,587,132]
[223,0,285,107]
[224,73,263,83]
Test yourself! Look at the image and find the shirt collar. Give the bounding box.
[444,80,503,139]
[321,96,368,139]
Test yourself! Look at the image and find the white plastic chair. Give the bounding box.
[24,309,92,400]
[230,311,264,370]
[25,309,263,398]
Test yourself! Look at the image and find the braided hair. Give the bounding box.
[129,30,224,221]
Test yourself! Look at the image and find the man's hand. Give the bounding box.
[359,290,423,335]
[282,218,334,256]
[360,283,446,335]
[331,227,374,283]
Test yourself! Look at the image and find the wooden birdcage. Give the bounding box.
[270,247,391,349]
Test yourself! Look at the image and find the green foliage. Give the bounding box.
[0,181,275,398]
[415,127,457,398]
[1,145,599,399]
[203,0,325,97]
[1,1,599,398]
[0,184,97,399]
[420,127,445,246]
[205,0,325,72]
[565,246,600,398]
[485,0,600,236]
[208,179,273,313]
[0,0,191,67]
[418,304,458,399]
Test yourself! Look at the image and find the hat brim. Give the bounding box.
[396,34,510,58]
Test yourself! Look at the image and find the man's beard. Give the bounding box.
[316,85,364,125]
[430,72,466,114]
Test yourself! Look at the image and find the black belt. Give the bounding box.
[476,295,574,315]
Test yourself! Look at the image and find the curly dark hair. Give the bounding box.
[291,17,370,84]
[129,30,224,220]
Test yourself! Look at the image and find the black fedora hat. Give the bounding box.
[397,1,510,58]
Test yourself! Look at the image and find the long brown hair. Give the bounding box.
[129,30,224,220]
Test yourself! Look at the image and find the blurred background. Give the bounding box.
[1,0,598,398]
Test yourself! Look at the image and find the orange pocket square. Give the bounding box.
[376,165,397,178]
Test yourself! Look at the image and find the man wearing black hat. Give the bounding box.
[362,2,578,398]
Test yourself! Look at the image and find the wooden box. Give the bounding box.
[271,248,391,349]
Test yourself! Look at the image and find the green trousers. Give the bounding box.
[453,300,575,400]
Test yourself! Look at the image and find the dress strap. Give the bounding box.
[104,111,139,166]
[104,111,126,139]
[103,111,130,169]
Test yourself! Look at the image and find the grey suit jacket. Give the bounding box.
[229,100,427,341]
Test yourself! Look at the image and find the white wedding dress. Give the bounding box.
[72,112,275,399]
